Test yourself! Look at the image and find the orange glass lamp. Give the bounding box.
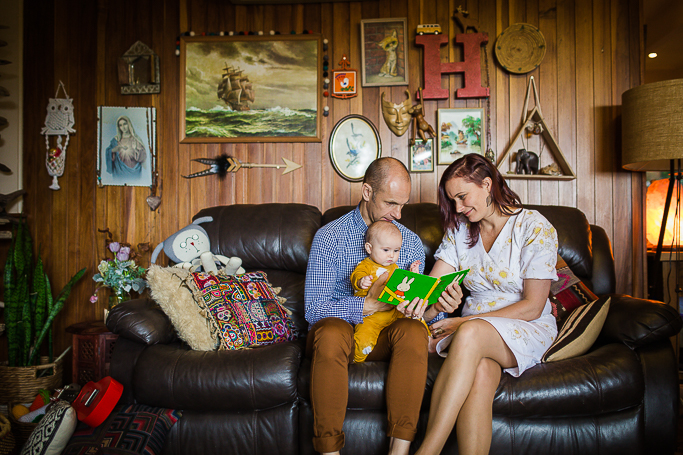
[622,79,683,264]
[646,178,683,249]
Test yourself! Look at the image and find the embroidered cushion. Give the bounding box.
[62,404,181,455]
[20,400,77,455]
[542,296,611,363]
[188,271,299,350]
[549,255,599,329]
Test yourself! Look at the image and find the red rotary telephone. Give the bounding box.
[72,376,124,427]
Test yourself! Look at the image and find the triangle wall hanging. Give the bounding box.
[496,76,576,180]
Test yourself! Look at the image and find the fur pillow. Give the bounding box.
[146,265,216,350]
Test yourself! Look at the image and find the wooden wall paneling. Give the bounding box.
[276,142,292,203]
[593,0,614,239]
[538,0,559,206]
[557,0,578,208]
[331,2,352,208]
[479,0,497,173]
[629,0,644,297]
[506,0,528,203]
[304,142,323,207]
[495,0,510,182]
[574,0,596,224]
[348,1,364,205]
[611,0,634,294]
[433,0,452,189]
[320,2,334,212]
[524,0,542,205]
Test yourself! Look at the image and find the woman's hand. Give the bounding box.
[395,296,428,320]
[429,317,466,342]
[422,282,463,322]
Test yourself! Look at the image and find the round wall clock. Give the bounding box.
[495,23,546,74]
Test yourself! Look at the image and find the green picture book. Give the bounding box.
[378,268,470,305]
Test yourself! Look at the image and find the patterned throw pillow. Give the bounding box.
[21,400,77,455]
[542,296,611,363]
[62,404,181,455]
[549,255,598,329]
[188,271,299,350]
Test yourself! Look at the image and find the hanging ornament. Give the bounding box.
[41,81,76,190]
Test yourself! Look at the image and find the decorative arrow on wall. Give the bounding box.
[182,154,302,179]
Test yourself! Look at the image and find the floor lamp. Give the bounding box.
[622,78,683,301]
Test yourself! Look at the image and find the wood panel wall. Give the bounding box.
[15,0,643,370]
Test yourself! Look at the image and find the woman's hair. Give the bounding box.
[437,154,522,248]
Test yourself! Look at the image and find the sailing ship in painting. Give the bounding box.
[217,64,255,111]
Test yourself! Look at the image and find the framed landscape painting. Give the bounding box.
[437,108,485,165]
[180,35,322,143]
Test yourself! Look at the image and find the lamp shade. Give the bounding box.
[622,78,683,171]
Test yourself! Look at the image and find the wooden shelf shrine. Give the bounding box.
[496,76,576,180]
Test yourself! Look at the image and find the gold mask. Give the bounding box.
[381,90,412,137]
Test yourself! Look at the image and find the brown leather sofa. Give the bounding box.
[106,203,683,455]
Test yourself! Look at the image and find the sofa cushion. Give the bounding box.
[600,294,683,349]
[550,255,599,329]
[188,271,298,350]
[132,341,303,412]
[254,269,306,333]
[542,297,611,363]
[106,298,177,346]
[146,265,216,350]
[20,401,77,455]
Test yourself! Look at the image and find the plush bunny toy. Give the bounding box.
[150,216,245,275]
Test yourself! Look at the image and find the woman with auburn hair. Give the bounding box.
[416,153,559,455]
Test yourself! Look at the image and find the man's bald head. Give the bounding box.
[363,157,410,200]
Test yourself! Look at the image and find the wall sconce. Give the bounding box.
[117,41,160,95]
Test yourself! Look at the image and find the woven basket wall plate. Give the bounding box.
[495,23,546,74]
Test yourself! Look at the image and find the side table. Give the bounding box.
[65,321,118,386]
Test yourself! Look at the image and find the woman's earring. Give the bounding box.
[486,194,492,207]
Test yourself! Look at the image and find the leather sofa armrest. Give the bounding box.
[106,298,177,345]
[600,294,682,349]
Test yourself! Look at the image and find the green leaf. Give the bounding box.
[29,267,86,365]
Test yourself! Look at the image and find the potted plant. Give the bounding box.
[0,218,85,404]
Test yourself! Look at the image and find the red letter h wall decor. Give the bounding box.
[415,33,489,100]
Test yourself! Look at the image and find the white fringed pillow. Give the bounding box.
[146,265,216,350]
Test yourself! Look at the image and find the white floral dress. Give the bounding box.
[434,209,559,377]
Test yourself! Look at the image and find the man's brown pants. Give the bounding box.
[305,317,429,453]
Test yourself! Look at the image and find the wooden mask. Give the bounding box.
[381,90,412,136]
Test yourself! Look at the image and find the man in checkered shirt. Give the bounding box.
[304,157,462,455]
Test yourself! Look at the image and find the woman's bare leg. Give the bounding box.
[415,320,515,455]
[455,358,501,455]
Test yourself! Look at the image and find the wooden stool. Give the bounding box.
[66,321,118,386]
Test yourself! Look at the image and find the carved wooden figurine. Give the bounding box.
[515,149,539,175]
[408,88,437,145]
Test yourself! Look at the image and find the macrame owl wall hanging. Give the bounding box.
[41,81,76,190]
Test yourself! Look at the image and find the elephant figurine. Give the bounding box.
[515,149,539,175]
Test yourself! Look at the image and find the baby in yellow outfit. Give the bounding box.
[350,221,421,362]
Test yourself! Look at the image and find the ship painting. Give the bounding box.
[217,64,255,111]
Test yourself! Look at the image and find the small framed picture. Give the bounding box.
[331,69,358,98]
[329,114,381,182]
[97,106,156,187]
[409,138,434,172]
[437,108,485,165]
[360,18,409,87]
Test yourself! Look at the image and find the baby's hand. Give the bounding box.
[409,260,421,274]
[359,275,374,290]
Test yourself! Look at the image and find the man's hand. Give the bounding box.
[359,275,373,290]
[363,271,392,315]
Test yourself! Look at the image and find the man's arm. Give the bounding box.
[304,230,365,326]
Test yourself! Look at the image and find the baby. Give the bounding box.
[350,220,422,362]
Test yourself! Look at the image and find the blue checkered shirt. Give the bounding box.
[305,206,445,328]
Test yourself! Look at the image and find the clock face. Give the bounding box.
[172,227,211,262]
